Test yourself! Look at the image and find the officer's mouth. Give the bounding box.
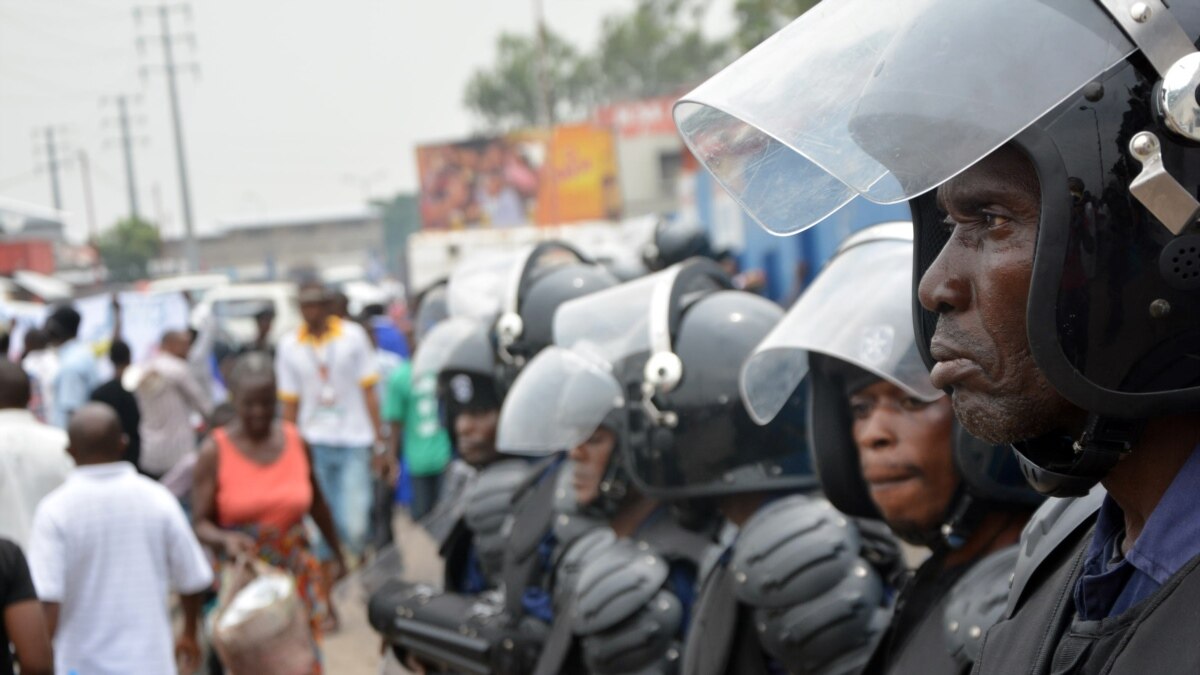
[863,468,920,491]
[928,341,984,390]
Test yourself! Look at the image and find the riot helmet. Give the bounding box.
[498,345,633,517]
[553,258,816,500]
[642,216,713,271]
[741,224,1042,547]
[446,241,616,393]
[411,281,449,345]
[412,317,503,467]
[676,0,1200,495]
[492,245,618,390]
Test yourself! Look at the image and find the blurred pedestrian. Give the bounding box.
[276,282,383,616]
[44,307,98,430]
[362,303,409,360]
[19,329,54,424]
[0,362,72,551]
[0,538,53,675]
[89,340,140,468]
[137,330,213,479]
[382,354,450,521]
[192,353,346,654]
[27,403,213,675]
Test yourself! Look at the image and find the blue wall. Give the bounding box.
[693,173,909,304]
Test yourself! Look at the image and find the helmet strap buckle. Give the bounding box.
[1129,131,1200,234]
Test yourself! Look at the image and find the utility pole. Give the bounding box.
[101,94,146,221]
[531,0,559,226]
[135,3,199,271]
[117,96,141,220]
[76,150,98,242]
[38,127,64,211]
[532,0,553,129]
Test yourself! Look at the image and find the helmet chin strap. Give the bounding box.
[582,449,633,520]
[1012,414,1144,498]
[936,490,982,552]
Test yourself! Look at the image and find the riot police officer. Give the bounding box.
[496,311,720,675]
[740,223,1042,673]
[531,257,892,674]
[675,1,1200,671]
[369,242,620,672]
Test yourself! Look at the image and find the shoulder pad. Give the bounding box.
[752,567,889,675]
[507,461,563,562]
[554,527,616,608]
[464,459,530,538]
[633,513,716,568]
[730,496,862,609]
[574,539,670,636]
[580,591,683,675]
[1007,484,1104,616]
[423,470,475,547]
[944,545,1020,668]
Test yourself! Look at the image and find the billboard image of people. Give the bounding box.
[416,124,620,230]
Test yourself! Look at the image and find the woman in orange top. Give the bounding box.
[192,353,347,645]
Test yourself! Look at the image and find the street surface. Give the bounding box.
[325,512,441,675]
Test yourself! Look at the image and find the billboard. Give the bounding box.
[416,124,620,230]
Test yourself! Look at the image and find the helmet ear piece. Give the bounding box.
[643,352,683,393]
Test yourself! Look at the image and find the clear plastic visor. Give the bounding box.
[554,269,667,365]
[497,347,625,456]
[411,316,490,380]
[674,0,1135,235]
[446,248,532,322]
[741,235,941,424]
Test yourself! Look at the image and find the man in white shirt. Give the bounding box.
[27,403,213,675]
[276,283,383,561]
[137,330,214,478]
[0,361,73,551]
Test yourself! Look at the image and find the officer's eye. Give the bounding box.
[983,212,1012,228]
[900,396,930,411]
[848,399,873,419]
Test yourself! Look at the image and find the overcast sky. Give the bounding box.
[0,0,737,243]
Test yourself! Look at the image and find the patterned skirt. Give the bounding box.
[218,522,330,645]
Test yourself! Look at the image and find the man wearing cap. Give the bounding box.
[276,282,384,569]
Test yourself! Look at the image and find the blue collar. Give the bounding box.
[1118,443,1200,584]
[1084,443,1200,586]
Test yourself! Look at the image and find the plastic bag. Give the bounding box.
[212,557,316,675]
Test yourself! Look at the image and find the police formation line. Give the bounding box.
[368,1,1200,673]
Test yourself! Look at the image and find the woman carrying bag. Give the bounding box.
[192,353,348,667]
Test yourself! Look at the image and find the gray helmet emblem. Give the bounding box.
[858,325,895,367]
[450,374,474,403]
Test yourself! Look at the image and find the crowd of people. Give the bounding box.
[5,3,1200,675]
[0,281,444,674]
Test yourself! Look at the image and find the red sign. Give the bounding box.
[595,96,680,139]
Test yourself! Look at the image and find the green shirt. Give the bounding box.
[383,362,452,477]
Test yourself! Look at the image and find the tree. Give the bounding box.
[464,28,594,131]
[591,0,731,102]
[96,217,161,282]
[463,0,731,130]
[731,0,820,53]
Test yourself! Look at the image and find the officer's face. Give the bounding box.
[456,408,500,467]
[919,144,1085,443]
[569,426,616,507]
[850,380,958,541]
